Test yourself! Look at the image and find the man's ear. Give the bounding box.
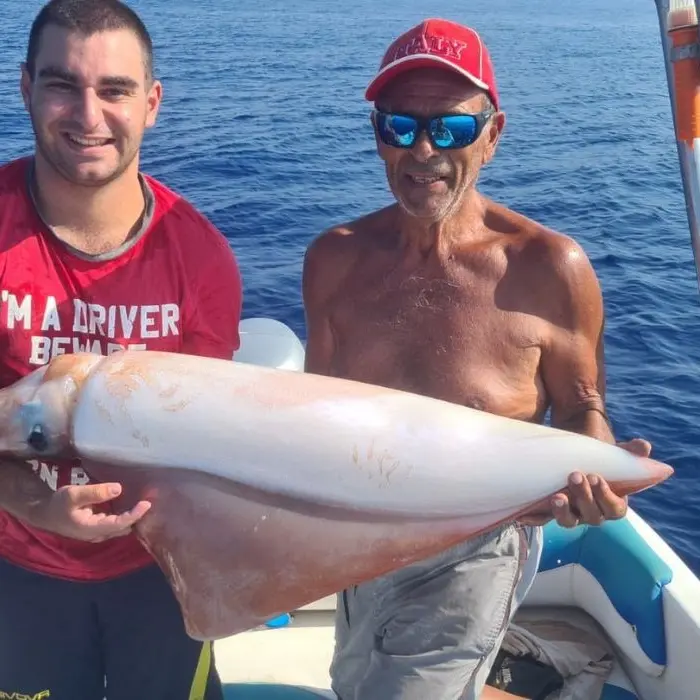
[20,62,32,112]
[481,110,506,166]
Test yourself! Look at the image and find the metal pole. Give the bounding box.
[654,0,700,295]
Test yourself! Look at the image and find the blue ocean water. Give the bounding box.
[2,0,699,574]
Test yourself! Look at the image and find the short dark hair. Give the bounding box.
[26,0,154,81]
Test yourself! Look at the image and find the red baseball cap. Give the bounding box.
[365,18,499,110]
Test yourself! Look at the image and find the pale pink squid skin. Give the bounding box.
[0,353,103,460]
[0,350,675,639]
[95,457,672,640]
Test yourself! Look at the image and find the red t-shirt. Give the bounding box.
[0,157,243,582]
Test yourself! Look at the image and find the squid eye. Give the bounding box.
[27,425,49,452]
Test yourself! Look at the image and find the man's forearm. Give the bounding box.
[0,460,51,526]
[552,407,616,444]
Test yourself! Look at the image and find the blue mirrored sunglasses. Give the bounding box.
[372,108,495,150]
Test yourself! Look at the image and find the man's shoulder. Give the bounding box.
[532,229,599,299]
[498,207,603,327]
[140,174,240,300]
[303,206,394,305]
[143,173,233,253]
[498,203,598,288]
[0,157,31,196]
[528,225,592,272]
[306,206,394,263]
[0,159,34,242]
[305,223,358,263]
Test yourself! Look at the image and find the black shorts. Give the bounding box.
[0,557,223,700]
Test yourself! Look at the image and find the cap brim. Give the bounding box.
[365,54,491,102]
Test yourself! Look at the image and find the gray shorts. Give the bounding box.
[329,523,543,700]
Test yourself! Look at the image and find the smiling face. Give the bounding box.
[20,25,162,188]
[373,68,505,221]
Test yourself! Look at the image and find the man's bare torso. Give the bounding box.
[307,199,577,424]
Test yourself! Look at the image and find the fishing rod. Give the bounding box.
[655,0,700,294]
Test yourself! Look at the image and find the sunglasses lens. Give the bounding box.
[376,112,484,149]
[377,113,418,148]
[431,116,479,148]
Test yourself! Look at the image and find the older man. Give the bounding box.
[302,17,650,700]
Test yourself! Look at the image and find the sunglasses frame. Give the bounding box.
[371,107,496,150]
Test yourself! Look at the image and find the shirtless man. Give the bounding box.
[302,18,651,700]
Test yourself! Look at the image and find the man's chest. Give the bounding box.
[327,275,547,417]
[0,255,186,374]
[331,268,540,349]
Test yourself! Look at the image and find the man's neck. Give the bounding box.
[396,188,489,263]
[30,155,147,255]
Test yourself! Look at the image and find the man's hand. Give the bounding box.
[36,483,151,543]
[519,438,652,528]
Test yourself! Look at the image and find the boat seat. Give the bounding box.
[597,657,641,699]
[531,517,673,676]
[600,683,638,699]
[235,317,305,372]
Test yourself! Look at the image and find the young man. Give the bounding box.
[0,1,241,697]
[302,18,652,700]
